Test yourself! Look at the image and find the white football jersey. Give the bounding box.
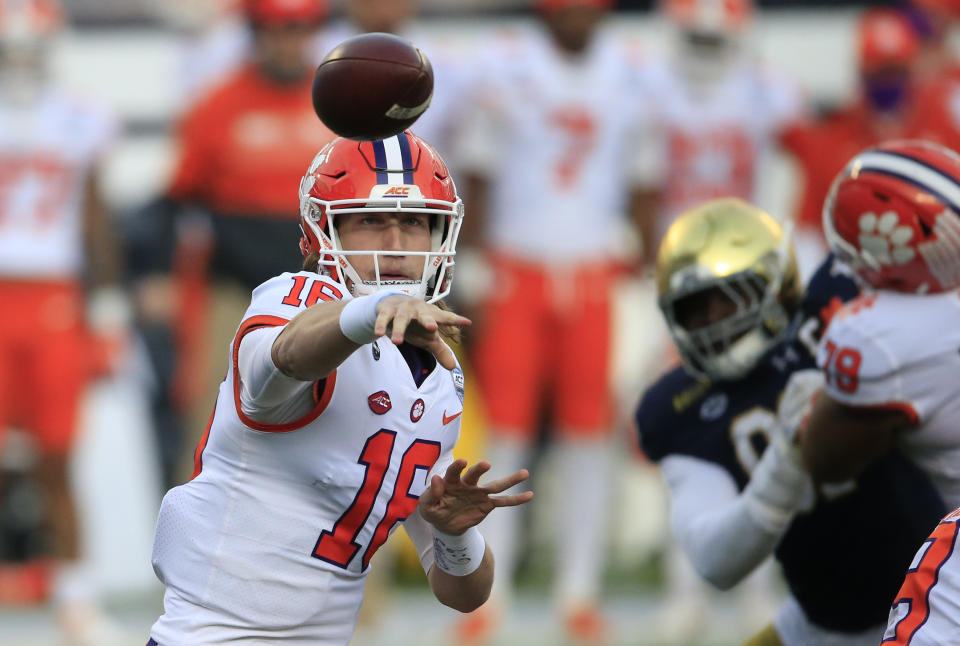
[0,90,116,279]
[882,507,960,645]
[150,272,463,645]
[458,28,649,262]
[818,290,960,506]
[637,57,804,241]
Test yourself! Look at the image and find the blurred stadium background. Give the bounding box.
[0,0,915,645]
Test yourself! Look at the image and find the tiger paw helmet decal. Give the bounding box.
[858,211,916,266]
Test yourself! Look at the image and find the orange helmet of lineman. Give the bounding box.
[823,140,960,294]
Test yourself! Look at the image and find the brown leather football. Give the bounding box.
[312,32,434,141]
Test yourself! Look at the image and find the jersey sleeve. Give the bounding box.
[241,272,348,323]
[817,314,918,422]
[229,272,348,432]
[661,454,780,589]
[237,325,315,423]
[635,372,687,462]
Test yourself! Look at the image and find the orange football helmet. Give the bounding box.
[823,140,960,294]
[662,0,753,35]
[298,131,463,303]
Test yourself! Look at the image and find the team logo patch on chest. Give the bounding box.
[699,393,728,421]
[368,390,392,414]
[410,398,425,423]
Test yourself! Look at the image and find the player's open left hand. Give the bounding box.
[374,294,471,370]
[419,459,534,536]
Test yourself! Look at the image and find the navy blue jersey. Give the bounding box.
[636,256,946,632]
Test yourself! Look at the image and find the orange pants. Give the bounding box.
[0,281,88,454]
[472,255,615,439]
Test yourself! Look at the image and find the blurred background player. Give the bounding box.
[794,140,960,520]
[633,0,807,272]
[0,0,127,643]
[454,0,654,643]
[636,198,945,646]
[127,0,331,487]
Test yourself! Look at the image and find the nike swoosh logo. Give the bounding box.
[442,410,462,425]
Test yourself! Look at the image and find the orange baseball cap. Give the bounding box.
[244,0,327,26]
[859,8,919,72]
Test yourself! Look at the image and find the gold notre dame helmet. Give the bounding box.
[656,197,802,381]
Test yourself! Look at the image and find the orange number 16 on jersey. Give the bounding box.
[312,429,441,571]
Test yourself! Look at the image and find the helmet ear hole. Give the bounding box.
[872,190,889,202]
[919,217,933,237]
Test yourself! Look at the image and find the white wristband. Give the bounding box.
[432,527,486,576]
[338,291,402,345]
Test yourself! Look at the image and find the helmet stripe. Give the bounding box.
[380,135,406,186]
[371,139,388,184]
[857,151,960,217]
[397,131,415,184]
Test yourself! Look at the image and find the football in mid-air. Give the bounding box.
[312,32,434,141]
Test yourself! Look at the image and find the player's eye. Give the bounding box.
[359,214,387,226]
[403,215,429,228]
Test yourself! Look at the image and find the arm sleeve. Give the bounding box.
[237,325,315,424]
[661,454,785,590]
[401,449,456,574]
[817,317,919,422]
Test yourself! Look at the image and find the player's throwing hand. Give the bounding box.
[419,459,534,536]
[374,294,470,370]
